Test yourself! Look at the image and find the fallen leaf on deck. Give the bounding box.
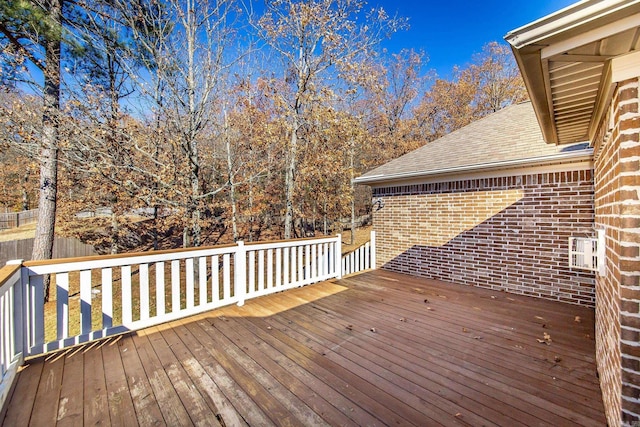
[399,318,407,322]
[537,332,552,345]
[514,345,524,349]
[454,413,462,418]
[474,336,483,340]
[490,296,496,299]
[462,327,469,333]
[426,307,434,311]
[535,316,544,320]
[438,294,448,299]
[266,326,272,330]
[575,316,581,323]
[412,288,425,294]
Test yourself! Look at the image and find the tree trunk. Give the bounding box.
[225,111,238,241]
[32,0,62,302]
[186,0,201,247]
[152,205,159,250]
[323,199,328,235]
[21,168,30,211]
[248,176,254,242]
[349,139,355,245]
[110,211,119,254]
[283,121,298,239]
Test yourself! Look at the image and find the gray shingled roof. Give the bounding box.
[355,101,592,185]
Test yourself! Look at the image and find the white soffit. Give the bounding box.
[505,0,640,145]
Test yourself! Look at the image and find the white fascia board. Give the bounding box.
[505,0,640,49]
[353,149,593,186]
[541,12,640,59]
[612,51,640,83]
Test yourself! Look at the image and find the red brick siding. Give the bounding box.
[372,170,596,306]
[593,77,640,425]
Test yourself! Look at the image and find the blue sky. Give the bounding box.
[373,0,577,77]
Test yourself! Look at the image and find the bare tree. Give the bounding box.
[1,0,63,301]
[253,0,406,239]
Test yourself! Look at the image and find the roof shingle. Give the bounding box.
[356,101,591,184]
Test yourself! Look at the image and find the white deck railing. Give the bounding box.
[0,262,24,412]
[342,231,376,276]
[0,231,375,411]
[20,235,344,356]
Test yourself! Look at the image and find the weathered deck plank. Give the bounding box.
[1,270,606,426]
[101,337,138,427]
[83,340,110,426]
[56,347,85,426]
[30,352,64,426]
[2,356,43,426]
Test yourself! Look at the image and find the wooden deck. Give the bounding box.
[1,270,605,426]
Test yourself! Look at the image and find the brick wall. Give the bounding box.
[372,170,596,306]
[593,77,640,426]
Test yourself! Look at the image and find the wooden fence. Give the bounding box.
[0,237,97,266]
[0,210,38,230]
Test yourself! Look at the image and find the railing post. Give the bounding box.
[370,230,376,270]
[235,241,246,306]
[335,234,342,279]
[6,260,25,357]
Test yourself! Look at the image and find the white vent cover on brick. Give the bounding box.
[569,229,605,276]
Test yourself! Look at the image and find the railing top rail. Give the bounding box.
[22,235,342,276]
[0,263,21,293]
[23,235,342,269]
[246,235,339,250]
[23,242,238,268]
[24,245,241,275]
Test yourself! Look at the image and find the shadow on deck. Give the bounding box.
[1,270,605,426]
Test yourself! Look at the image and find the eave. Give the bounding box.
[505,0,640,144]
[354,149,593,187]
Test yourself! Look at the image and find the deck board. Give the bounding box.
[56,347,85,426]
[2,355,43,426]
[118,334,165,426]
[1,270,607,426]
[258,295,521,426]
[101,337,138,427]
[83,340,110,426]
[30,352,64,426]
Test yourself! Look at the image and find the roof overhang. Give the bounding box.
[505,0,640,144]
[354,149,593,187]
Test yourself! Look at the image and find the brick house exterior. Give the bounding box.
[358,2,640,424]
[505,2,640,423]
[592,77,640,425]
[357,102,597,306]
[373,171,596,306]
